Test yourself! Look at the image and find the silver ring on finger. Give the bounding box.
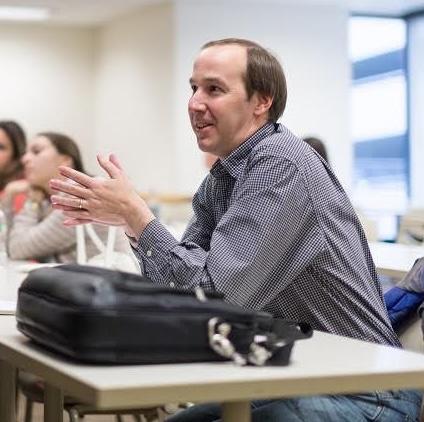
[78,198,84,209]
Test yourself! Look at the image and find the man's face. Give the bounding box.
[188,44,266,158]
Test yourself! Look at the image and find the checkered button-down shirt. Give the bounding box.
[133,123,400,346]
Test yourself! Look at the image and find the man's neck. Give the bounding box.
[221,119,269,158]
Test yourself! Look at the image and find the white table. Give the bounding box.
[2,318,424,422]
[0,262,58,314]
[369,241,424,279]
[0,266,25,314]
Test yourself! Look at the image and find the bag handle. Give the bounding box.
[208,317,312,366]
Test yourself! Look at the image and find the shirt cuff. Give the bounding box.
[132,219,180,281]
[137,219,179,254]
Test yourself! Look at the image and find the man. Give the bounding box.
[50,39,420,421]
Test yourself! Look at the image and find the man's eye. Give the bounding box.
[191,85,198,93]
[209,85,221,93]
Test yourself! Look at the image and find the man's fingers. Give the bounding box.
[49,179,90,198]
[63,209,92,219]
[58,166,95,188]
[50,195,88,210]
[63,218,94,226]
[51,203,78,212]
[109,154,123,170]
[97,154,121,179]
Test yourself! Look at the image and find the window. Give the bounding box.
[349,17,408,240]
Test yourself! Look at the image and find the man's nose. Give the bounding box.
[188,91,207,112]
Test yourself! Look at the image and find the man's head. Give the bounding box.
[188,38,287,158]
[203,39,287,122]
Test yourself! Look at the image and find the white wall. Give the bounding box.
[0,23,96,168]
[408,16,424,207]
[0,0,352,195]
[174,0,351,193]
[93,3,175,191]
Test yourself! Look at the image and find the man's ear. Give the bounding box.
[253,94,273,117]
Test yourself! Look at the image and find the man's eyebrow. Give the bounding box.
[205,77,225,85]
[189,77,225,85]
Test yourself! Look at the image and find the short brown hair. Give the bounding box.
[38,132,85,173]
[202,38,287,122]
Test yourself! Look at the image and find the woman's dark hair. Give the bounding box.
[38,132,85,173]
[202,38,287,123]
[0,120,26,189]
[303,136,329,163]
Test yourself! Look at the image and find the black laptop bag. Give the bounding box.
[16,265,312,365]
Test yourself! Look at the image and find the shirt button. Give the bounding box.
[146,250,152,257]
[170,282,175,288]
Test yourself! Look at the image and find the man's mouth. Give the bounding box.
[195,122,213,130]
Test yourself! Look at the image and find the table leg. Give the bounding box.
[222,401,251,422]
[0,360,16,422]
[44,383,63,422]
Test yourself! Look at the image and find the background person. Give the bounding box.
[50,39,420,420]
[303,135,329,162]
[0,120,27,214]
[7,131,129,262]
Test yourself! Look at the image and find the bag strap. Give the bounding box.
[208,317,312,366]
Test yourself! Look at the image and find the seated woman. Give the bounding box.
[7,132,130,262]
[0,120,27,214]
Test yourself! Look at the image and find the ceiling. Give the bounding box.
[0,0,423,25]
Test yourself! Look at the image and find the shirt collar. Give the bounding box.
[211,122,279,179]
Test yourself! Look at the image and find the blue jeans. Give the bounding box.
[166,390,422,421]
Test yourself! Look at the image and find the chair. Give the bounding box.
[76,224,140,273]
[397,209,424,246]
[19,371,163,422]
[396,311,424,422]
[397,314,424,354]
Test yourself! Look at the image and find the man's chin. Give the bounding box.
[197,138,214,153]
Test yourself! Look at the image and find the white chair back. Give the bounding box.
[76,224,139,273]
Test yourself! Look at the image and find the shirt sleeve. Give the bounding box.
[8,201,76,261]
[132,154,326,309]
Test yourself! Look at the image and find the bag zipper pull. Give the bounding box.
[208,318,247,366]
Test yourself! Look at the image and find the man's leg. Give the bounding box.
[166,391,421,422]
[166,402,221,422]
